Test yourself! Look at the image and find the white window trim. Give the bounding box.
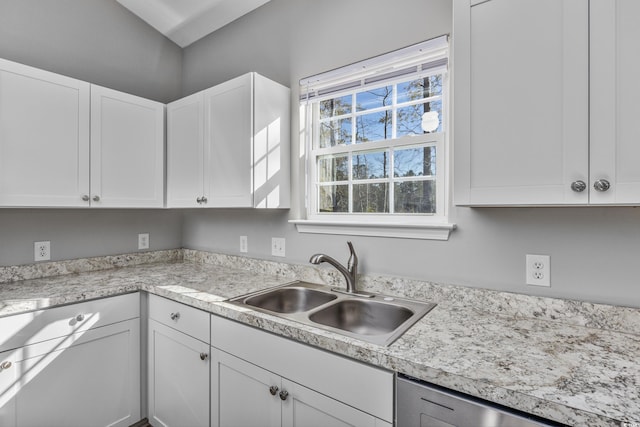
[292,36,456,240]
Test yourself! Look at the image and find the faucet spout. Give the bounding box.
[309,242,358,293]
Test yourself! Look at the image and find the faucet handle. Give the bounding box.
[346,241,357,274]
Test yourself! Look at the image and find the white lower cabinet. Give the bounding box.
[147,295,210,427]
[210,316,393,427]
[0,293,140,427]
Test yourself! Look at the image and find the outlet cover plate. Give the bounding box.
[271,237,285,257]
[138,233,150,250]
[34,241,50,261]
[526,254,550,287]
[240,236,248,253]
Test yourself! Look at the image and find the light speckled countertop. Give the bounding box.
[1,250,638,426]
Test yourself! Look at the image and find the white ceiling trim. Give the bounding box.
[117,0,271,48]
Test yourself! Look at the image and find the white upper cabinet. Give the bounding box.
[90,85,165,208]
[0,58,90,207]
[589,0,640,204]
[454,0,589,205]
[167,72,290,208]
[0,58,165,208]
[166,92,205,207]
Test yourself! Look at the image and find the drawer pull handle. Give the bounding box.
[76,314,85,322]
[170,312,180,321]
[1,361,12,370]
[279,390,289,401]
[269,385,279,396]
[199,353,208,361]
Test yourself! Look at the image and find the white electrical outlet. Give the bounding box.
[138,233,150,250]
[240,236,248,253]
[526,254,550,286]
[271,237,285,257]
[34,241,50,261]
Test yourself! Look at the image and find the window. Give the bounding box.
[293,36,455,240]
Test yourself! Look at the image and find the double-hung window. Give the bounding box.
[294,36,455,240]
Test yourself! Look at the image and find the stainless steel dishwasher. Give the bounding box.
[397,375,562,427]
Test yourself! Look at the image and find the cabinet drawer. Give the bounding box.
[211,315,394,423]
[0,292,139,353]
[148,294,210,343]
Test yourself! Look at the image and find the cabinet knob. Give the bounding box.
[570,180,586,193]
[1,361,11,370]
[92,195,100,202]
[196,197,203,204]
[199,353,208,361]
[279,390,289,401]
[200,196,207,204]
[82,195,90,202]
[593,179,611,192]
[76,314,85,322]
[269,385,279,396]
[170,312,180,321]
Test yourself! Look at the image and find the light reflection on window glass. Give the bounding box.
[397,101,442,136]
[318,154,348,182]
[320,95,352,119]
[319,185,348,212]
[319,118,352,148]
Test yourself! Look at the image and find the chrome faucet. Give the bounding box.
[310,242,358,293]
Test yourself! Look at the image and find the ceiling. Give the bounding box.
[117,0,271,48]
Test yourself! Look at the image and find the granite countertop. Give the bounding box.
[0,252,638,427]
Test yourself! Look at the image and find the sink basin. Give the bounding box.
[243,286,337,313]
[228,281,436,346]
[309,299,413,335]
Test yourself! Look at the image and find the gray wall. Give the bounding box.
[0,0,182,102]
[181,0,640,308]
[0,0,184,266]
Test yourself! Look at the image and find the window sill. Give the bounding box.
[289,219,456,240]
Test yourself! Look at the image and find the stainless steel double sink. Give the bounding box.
[228,281,436,346]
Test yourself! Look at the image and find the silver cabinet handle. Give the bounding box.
[570,180,586,192]
[82,195,90,201]
[199,353,208,361]
[1,361,11,370]
[269,386,279,396]
[593,179,611,192]
[170,312,180,321]
[76,314,85,322]
[279,390,289,401]
[93,195,100,202]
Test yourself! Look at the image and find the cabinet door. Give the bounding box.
[211,348,281,427]
[0,58,90,207]
[0,319,140,427]
[90,85,164,208]
[454,0,589,205]
[148,319,209,427]
[204,73,253,207]
[590,0,640,204]
[167,92,205,208]
[281,379,384,427]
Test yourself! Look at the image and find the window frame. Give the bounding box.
[291,37,456,240]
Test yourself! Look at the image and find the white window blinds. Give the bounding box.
[300,35,449,101]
